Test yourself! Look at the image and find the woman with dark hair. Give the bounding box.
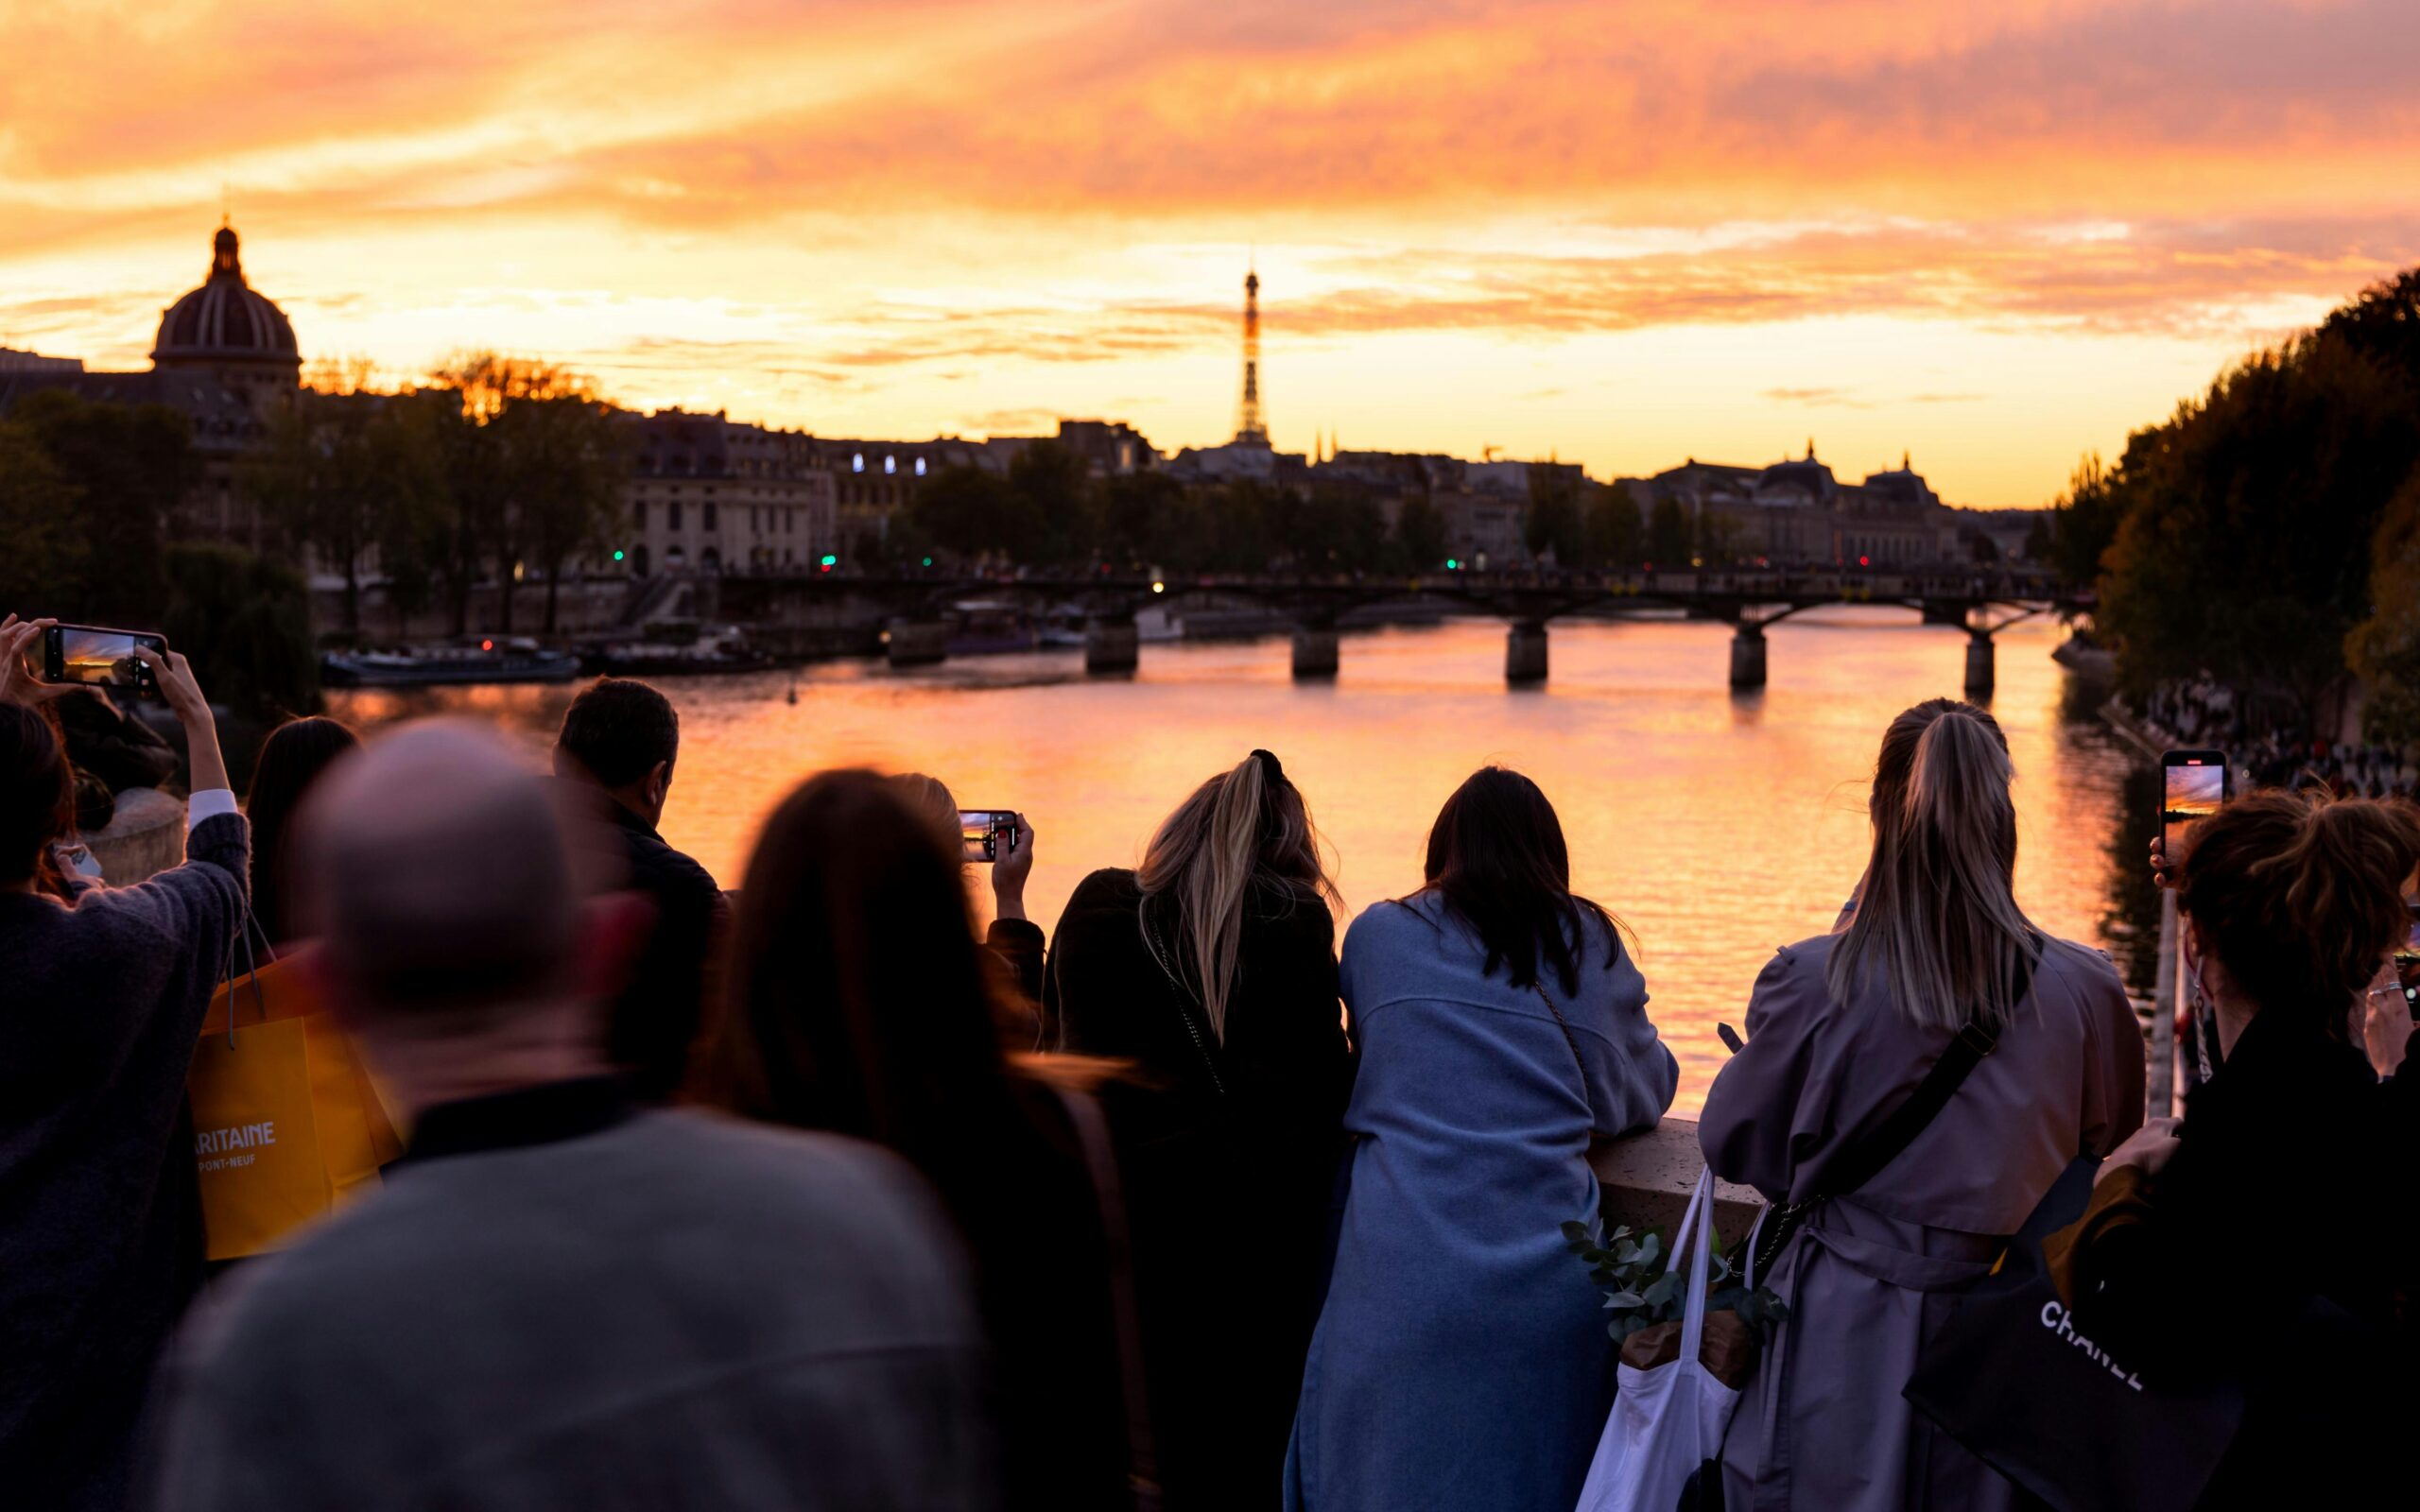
[1046,749,1354,1510]
[2059,790,2420,1506]
[1285,766,1676,1512]
[0,615,250,1509]
[245,715,358,943]
[1698,698,2143,1511]
[699,769,1136,1512]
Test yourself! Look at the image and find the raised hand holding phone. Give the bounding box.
[992,815,1036,923]
[131,644,230,799]
[0,615,70,707]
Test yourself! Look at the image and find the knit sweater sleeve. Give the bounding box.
[92,812,252,1039]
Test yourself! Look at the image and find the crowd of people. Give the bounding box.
[2,608,2414,1511]
[2144,672,2420,799]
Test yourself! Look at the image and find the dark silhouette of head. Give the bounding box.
[702,769,1011,1177]
[245,715,359,940]
[1419,765,1621,996]
[1,704,73,892]
[297,723,592,1040]
[554,679,680,824]
[2177,789,2420,1038]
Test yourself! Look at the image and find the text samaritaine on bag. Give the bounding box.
[196,1121,278,1156]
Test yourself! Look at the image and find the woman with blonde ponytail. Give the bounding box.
[1046,749,1353,1511]
[1700,698,2145,1512]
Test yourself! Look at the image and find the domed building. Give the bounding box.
[151,221,302,407]
[0,219,304,544]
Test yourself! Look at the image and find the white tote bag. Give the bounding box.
[1573,1168,1742,1512]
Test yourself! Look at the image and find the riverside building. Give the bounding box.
[619,409,840,576]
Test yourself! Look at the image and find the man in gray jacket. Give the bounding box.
[146,722,995,1512]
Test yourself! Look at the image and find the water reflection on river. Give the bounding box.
[329,610,2157,1112]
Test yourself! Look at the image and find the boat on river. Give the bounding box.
[322,639,581,688]
[579,624,773,678]
[946,600,1040,656]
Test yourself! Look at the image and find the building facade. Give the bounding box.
[620,409,839,576]
[1633,445,1961,565]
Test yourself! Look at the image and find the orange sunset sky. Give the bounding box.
[3,0,2416,507]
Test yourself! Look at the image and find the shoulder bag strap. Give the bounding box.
[1751,936,2040,1282]
[1049,1083,1164,1512]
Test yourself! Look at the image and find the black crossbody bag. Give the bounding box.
[1745,943,2035,1284]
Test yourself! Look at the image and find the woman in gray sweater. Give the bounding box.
[0,617,249,1512]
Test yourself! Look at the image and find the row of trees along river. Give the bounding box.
[2047,266,2420,737]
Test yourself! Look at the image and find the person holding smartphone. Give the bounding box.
[892,773,1045,1019]
[2065,790,2420,1503]
[0,614,251,1510]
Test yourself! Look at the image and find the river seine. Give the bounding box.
[329,609,2157,1112]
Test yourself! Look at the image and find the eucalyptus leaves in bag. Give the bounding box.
[1562,1211,1789,1352]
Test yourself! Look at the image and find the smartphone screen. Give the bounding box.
[958,810,1017,865]
[2160,750,2227,860]
[46,625,165,689]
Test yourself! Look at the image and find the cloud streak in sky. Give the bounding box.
[0,1,2414,502]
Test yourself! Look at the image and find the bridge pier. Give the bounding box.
[1730,622,1768,691]
[1291,624,1340,679]
[885,618,949,669]
[1083,615,1139,675]
[1964,629,1996,697]
[1506,620,1549,685]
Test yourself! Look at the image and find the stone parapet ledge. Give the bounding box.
[85,787,187,885]
[1589,1116,1763,1245]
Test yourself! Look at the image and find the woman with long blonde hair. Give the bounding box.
[1047,748,1353,1511]
[1699,697,2145,1511]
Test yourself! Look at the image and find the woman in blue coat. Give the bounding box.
[1287,766,1678,1512]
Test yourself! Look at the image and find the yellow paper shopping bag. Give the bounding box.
[189,1013,330,1259]
[192,945,405,1258]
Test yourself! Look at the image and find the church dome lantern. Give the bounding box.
[150,221,301,377]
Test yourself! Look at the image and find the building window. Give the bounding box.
[915,457,926,476]
[853,453,864,472]
[633,499,647,528]
[703,502,718,531]
[669,500,684,531]
[751,507,760,531]
[884,455,896,474]
[631,545,650,576]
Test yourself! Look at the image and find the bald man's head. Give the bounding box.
[296,722,581,1024]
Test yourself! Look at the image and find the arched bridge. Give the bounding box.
[708,565,2087,694]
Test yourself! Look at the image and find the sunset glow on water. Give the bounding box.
[332,610,2154,1112]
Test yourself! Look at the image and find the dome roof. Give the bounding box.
[151,223,298,366]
